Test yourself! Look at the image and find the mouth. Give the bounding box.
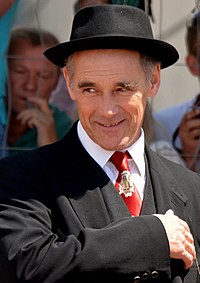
[98,120,124,127]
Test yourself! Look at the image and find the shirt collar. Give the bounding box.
[77,121,145,177]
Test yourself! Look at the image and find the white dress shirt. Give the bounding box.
[77,121,146,201]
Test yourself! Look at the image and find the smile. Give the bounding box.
[99,120,124,127]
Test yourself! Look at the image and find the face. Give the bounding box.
[7,39,59,114]
[64,49,160,151]
[185,54,200,77]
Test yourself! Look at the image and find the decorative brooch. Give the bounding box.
[118,170,135,197]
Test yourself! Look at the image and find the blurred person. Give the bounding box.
[0,0,19,158]
[143,100,185,166]
[0,5,199,283]
[49,74,78,121]
[154,11,200,173]
[6,27,72,155]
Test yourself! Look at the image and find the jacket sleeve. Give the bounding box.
[0,154,171,283]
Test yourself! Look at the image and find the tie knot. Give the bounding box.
[110,151,130,173]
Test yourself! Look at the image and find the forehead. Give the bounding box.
[73,49,141,62]
[72,49,142,69]
[9,39,46,58]
[71,49,143,78]
[8,40,58,70]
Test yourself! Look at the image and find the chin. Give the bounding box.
[99,143,125,151]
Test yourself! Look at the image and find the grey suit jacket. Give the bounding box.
[0,122,199,283]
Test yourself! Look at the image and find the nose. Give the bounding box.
[24,74,38,92]
[100,92,118,117]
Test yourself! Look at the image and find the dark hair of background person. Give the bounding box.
[8,27,60,55]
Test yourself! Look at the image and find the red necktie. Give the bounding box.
[110,151,142,216]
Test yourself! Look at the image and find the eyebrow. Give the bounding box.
[118,81,139,89]
[78,81,96,88]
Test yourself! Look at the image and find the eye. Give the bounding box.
[40,73,52,80]
[12,68,26,75]
[114,82,139,95]
[114,86,132,95]
[82,87,97,94]
[115,87,127,93]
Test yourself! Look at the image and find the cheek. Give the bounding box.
[9,76,19,89]
[77,99,92,115]
[9,75,26,95]
[76,98,98,124]
[9,82,21,98]
[127,92,144,112]
[127,93,145,124]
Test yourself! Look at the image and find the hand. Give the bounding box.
[154,209,196,270]
[17,96,57,147]
[178,109,200,170]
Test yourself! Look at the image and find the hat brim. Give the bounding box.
[44,35,179,69]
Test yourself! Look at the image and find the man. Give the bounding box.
[142,101,186,166]
[0,5,199,283]
[5,27,72,155]
[154,12,200,173]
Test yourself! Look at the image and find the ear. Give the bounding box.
[147,64,160,98]
[185,55,200,77]
[63,68,76,100]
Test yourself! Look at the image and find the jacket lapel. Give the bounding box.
[68,166,130,227]
[140,159,157,215]
[145,145,188,219]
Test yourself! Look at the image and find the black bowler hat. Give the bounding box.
[44,4,179,69]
